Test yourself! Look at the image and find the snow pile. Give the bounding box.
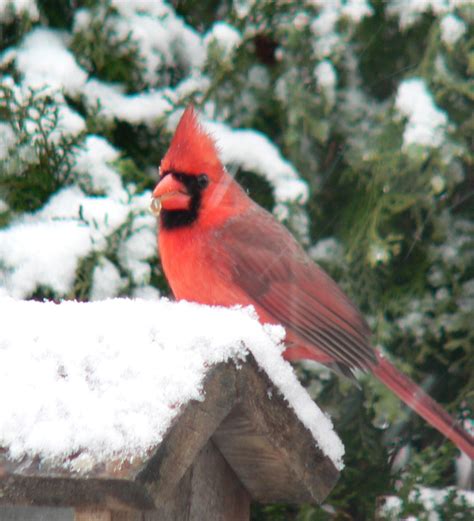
[110,0,205,80]
[395,78,448,148]
[83,79,173,126]
[0,186,156,299]
[0,297,344,470]
[74,135,123,197]
[204,21,241,58]
[205,120,309,204]
[15,28,88,95]
[0,219,91,298]
[440,14,466,46]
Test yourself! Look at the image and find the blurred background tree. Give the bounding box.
[1,1,472,519]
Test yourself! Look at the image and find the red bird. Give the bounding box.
[152,106,474,458]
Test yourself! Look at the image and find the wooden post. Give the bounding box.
[187,440,250,521]
[150,440,250,521]
[74,441,250,521]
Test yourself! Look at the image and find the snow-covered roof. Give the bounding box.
[0,297,344,471]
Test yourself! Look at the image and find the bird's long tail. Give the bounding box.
[372,350,474,459]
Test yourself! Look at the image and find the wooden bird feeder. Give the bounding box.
[0,356,340,520]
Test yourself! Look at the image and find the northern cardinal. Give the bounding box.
[152,106,474,458]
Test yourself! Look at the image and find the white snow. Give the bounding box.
[440,14,466,46]
[381,486,474,520]
[314,60,337,91]
[15,28,88,95]
[204,120,309,204]
[108,0,205,84]
[132,285,160,300]
[205,22,241,58]
[118,223,156,285]
[90,258,125,301]
[0,199,9,212]
[310,1,372,57]
[314,59,337,106]
[0,79,85,142]
[37,186,131,245]
[0,185,155,299]
[456,451,473,489]
[73,135,124,197]
[0,122,15,159]
[310,4,341,58]
[0,220,92,298]
[309,238,344,265]
[23,95,85,141]
[53,103,86,138]
[0,0,39,22]
[395,78,448,148]
[83,79,172,126]
[0,297,344,470]
[340,0,373,23]
[388,0,462,29]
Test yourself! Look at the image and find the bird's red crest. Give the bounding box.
[160,105,222,178]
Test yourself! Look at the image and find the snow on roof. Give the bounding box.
[0,297,344,471]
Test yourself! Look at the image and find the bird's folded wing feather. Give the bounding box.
[214,207,375,371]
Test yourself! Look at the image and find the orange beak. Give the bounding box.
[151,174,191,214]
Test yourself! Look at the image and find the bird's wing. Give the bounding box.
[214,207,375,371]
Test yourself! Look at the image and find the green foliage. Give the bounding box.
[0,9,35,52]
[70,1,145,92]
[0,83,84,213]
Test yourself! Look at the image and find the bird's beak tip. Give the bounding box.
[150,197,162,216]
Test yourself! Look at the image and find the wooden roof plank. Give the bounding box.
[213,358,339,503]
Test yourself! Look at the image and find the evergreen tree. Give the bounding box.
[1,1,472,519]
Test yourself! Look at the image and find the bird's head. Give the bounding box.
[152,105,246,230]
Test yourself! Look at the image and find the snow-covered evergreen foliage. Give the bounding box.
[1,1,472,518]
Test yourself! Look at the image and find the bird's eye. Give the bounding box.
[197,173,209,189]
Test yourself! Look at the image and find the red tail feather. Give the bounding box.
[372,351,474,459]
